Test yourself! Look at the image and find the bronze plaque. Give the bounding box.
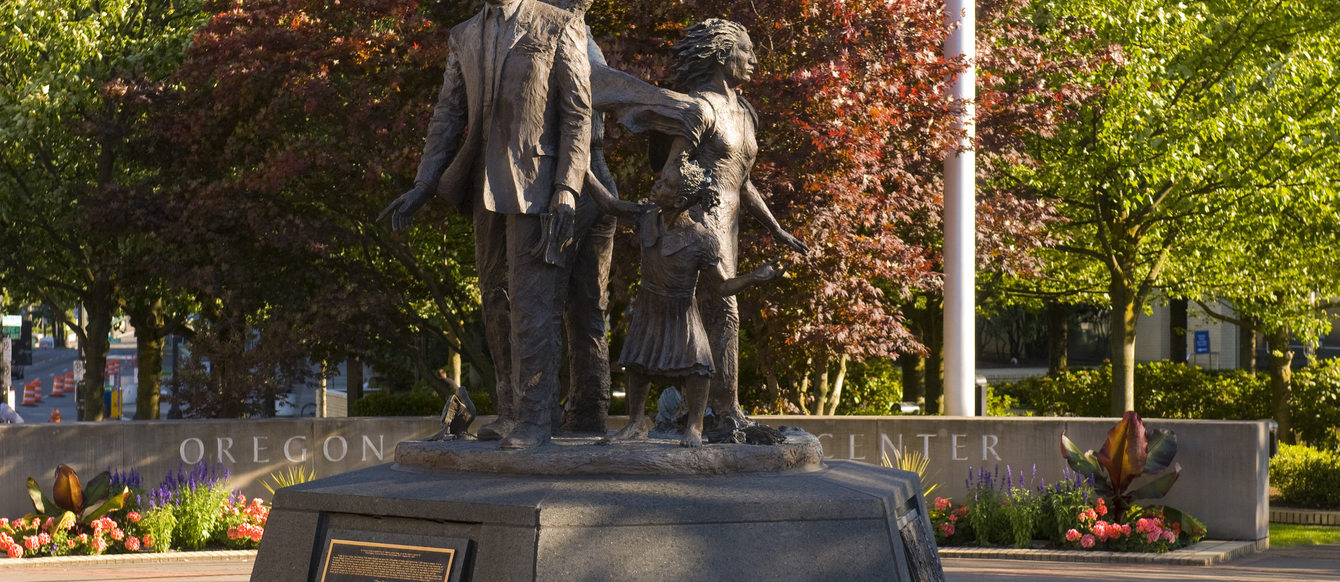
[318,538,460,582]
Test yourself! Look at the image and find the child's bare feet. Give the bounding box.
[597,418,650,445]
[679,429,703,448]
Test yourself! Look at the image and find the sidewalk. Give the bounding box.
[1,542,1337,581]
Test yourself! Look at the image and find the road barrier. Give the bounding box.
[20,380,39,406]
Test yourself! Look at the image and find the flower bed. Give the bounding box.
[928,465,1206,552]
[1,463,268,559]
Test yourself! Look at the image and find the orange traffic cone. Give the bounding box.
[33,378,42,403]
[51,374,64,397]
[64,371,74,391]
[21,380,39,406]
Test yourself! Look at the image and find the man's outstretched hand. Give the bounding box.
[379,187,432,231]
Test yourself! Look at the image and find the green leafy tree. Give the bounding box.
[1014,0,1340,414]
[1187,187,1340,442]
[0,0,206,419]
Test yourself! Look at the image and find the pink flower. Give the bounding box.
[23,536,39,551]
[0,518,8,528]
[249,528,264,543]
[5,544,21,558]
[1147,532,1160,544]
[1065,529,1081,542]
[142,534,155,549]
[42,517,53,530]
[1080,534,1095,549]
[1162,530,1176,543]
[937,522,955,537]
[1121,524,1132,536]
[110,529,125,542]
[36,532,50,546]
[92,537,108,553]
[125,536,141,551]
[1095,499,1107,516]
[934,498,951,511]
[127,512,141,523]
[0,533,11,546]
[227,526,241,540]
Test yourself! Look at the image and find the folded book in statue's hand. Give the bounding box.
[530,212,575,268]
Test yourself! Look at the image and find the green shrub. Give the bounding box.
[993,366,1110,416]
[993,362,1271,420]
[1135,362,1269,420]
[136,506,178,552]
[350,390,445,416]
[1272,444,1340,509]
[1292,360,1340,450]
[835,358,903,415]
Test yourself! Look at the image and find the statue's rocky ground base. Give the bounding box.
[252,426,944,582]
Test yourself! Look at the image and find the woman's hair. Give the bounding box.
[676,154,719,212]
[671,19,748,91]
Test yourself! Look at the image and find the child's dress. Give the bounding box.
[618,208,723,378]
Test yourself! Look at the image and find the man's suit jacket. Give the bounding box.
[413,0,592,215]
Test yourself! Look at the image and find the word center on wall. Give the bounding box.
[817,431,1003,463]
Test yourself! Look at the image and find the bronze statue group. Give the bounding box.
[382,0,807,450]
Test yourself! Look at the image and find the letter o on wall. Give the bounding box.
[180,438,206,464]
[323,436,348,462]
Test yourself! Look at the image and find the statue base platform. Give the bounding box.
[252,436,943,582]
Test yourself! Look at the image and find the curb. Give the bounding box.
[1272,507,1340,526]
[938,539,1266,566]
[0,549,257,569]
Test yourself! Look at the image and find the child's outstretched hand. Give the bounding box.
[754,257,786,282]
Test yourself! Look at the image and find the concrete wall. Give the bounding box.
[767,416,1272,541]
[0,417,440,519]
[0,415,1271,542]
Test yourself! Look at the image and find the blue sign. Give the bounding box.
[1194,330,1210,354]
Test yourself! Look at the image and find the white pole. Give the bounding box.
[943,0,976,416]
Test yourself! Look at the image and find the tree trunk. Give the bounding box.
[347,355,363,409]
[1169,298,1188,364]
[128,298,165,420]
[901,353,926,406]
[1046,301,1069,375]
[924,306,945,415]
[1265,328,1295,445]
[796,356,813,414]
[1238,319,1257,373]
[1109,281,1138,415]
[825,354,849,415]
[813,355,831,416]
[81,290,115,421]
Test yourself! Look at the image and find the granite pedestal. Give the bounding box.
[252,434,942,582]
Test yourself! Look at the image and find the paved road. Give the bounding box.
[7,340,153,423]
[1,544,1337,581]
[944,544,1340,581]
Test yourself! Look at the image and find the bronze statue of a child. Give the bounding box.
[585,160,781,447]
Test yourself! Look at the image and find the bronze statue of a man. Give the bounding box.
[383,0,592,449]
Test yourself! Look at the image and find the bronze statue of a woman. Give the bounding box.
[594,19,809,430]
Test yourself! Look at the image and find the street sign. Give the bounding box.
[1,315,19,340]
